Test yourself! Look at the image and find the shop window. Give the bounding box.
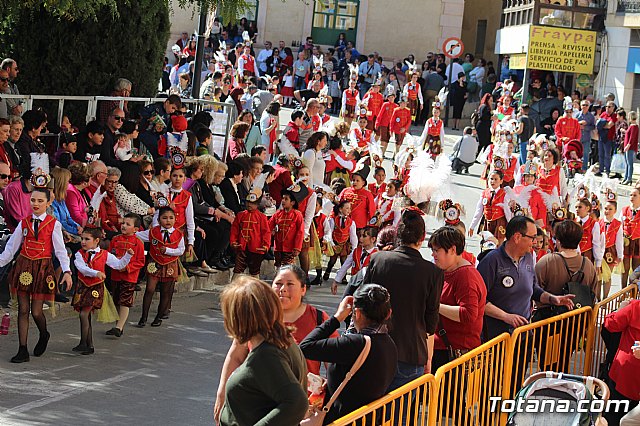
[311,0,359,46]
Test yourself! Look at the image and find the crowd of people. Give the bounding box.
[0,25,639,425]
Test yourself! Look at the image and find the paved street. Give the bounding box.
[0,126,626,425]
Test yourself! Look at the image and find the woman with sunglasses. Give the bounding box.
[136,160,155,208]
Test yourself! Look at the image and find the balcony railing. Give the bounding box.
[502,0,607,28]
[618,0,640,12]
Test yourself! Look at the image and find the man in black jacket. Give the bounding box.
[364,208,443,387]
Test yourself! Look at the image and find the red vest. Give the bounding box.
[314,214,327,241]
[169,189,191,230]
[622,206,640,240]
[78,249,108,287]
[297,192,313,220]
[351,246,377,275]
[353,128,373,148]
[537,166,561,195]
[364,92,383,117]
[427,117,443,137]
[602,219,622,249]
[332,214,353,244]
[368,182,386,199]
[481,188,506,221]
[241,54,255,74]
[19,215,57,260]
[406,83,421,100]
[149,226,183,265]
[503,157,517,182]
[340,187,375,229]
[578,217,596,253]
[345,89,359,106]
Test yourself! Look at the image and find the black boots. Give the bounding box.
[33,331,50,357]
[11,345,29,363]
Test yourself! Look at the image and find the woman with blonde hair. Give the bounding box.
[218,276,308,426]
[51,166,82,239]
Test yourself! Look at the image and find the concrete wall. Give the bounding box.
[166,0,199,64]
[596,21,632,108]
[461,0,502,64]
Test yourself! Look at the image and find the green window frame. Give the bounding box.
[311,0,359,46]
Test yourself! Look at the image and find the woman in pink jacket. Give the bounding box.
[65,162,90,226]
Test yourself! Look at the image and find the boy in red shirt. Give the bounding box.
[375,88,397,157]
[339,163,375,229]
[269,190,304,267]
[362,80,384,132]
[283,110,305,153]
[106,213,146,337]
[389,96,412,158]
[230,187,271,277]
[368,166,387,203]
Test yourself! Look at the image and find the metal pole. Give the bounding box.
[192,5,208,101]
[444,60,453,128]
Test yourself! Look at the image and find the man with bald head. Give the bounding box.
[84,160,108,199]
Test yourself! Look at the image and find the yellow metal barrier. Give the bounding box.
[503,306,593,401]
[584,284,638,377]
[329,373,436,426]
[428,333,511,426]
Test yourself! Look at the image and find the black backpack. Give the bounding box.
[556,254,596,314]
[471,108,480,129]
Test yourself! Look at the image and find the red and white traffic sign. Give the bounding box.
[442,37,464,59]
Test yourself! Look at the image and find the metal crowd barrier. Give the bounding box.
[584,283,638,378]
[429,333,511,426]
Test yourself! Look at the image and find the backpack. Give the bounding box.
[471,107,481,129]
[556,254,596,314]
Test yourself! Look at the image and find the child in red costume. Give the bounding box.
[362,82,384,131]
[469,170,509,244]
[230,189,270,277]
[106,213,146,337]
[341,79,360,127]
[283,110,304,152]
[339,164,375,229]
[349,116,375,149]
[136,206,185,328]
[269,190,304,267]
[73,226,133,354]
[389,97,411,155]
[376,89,397,156]
[158,115,189,158]
[330,226,378,295]
[368,166,387,203]
[323,200,358,281]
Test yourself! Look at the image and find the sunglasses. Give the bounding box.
[0,77,7,82]
[112,116,124,121]
[0,174,9,179]
[143,170,153,175]
[106,179,119,184]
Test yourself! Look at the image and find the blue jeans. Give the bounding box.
[387,362,424,425]
[625,150,636,182]
[598,139,613,174]
[519,141,528,166]
[582,140,591,171]
[294,75,306,91]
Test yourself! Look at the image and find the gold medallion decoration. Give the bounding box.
[605,252,614,264]
[498,226,506,236]
[167,267,174,276]
[19,272,33,286]
[46,275,55,290]
[625,237,631,247]
[91,290,99,298]
[147,263,158,274]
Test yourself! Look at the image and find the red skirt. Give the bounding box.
[146,258,180,283]
[624,237,640,259]
[73,282,104,312]
[10,255,57,302]
[281,86,294,97]
[344,104,356,119]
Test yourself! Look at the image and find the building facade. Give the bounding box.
[461,0,502,66]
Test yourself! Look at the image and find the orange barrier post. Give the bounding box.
[428,333,511,426]
[584,284,638,377]
[329,374,436,426]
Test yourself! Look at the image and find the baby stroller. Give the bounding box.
[563,139,584,178]
[507,371,609,426]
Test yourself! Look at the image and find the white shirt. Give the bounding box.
[256,49,272,73]
[444,62,464,85]
[0,213,71,272]
[301,191,317,237]
[302,149,326,189]
[74,247,132,277]
[452,135,478,164]
[151,188,196,245]
[469,189,510,232]
[335,246,374,283]
[136,227,186,257]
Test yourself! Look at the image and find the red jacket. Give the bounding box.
[622,206,640,240]
[624,123,639,152]
[230,209,270,253]
[389,107,411,134]
[368,182,386,200]
[269,208,304,253]
[603,300,640,399]
[363,91,383,119]
[339,187,375,229]
[77,249,109,287]
[99,191,121,232]
[481,188,506,221]
[109,234,145,283]
[375,101,397,128]
[537,165,561,196]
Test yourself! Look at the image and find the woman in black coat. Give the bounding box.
[300,284,398,425]
[450,72,468,131]
[476,93,494,154]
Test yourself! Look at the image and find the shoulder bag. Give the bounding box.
[301,335,371,426]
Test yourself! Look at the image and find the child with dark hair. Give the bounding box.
[73,226,133,354]
[469,170,509,244]
[136,206,186,327]
[106,213,146,337]
[230,190,270,277]
[55,132,77,168]
[330,226,378,295]
[269,190,304,268]
[0,184,73,363]
[323,200,358,281]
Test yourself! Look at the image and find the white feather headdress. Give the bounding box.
[404,152,452,205]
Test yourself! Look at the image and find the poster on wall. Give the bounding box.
[527,25,596,74]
